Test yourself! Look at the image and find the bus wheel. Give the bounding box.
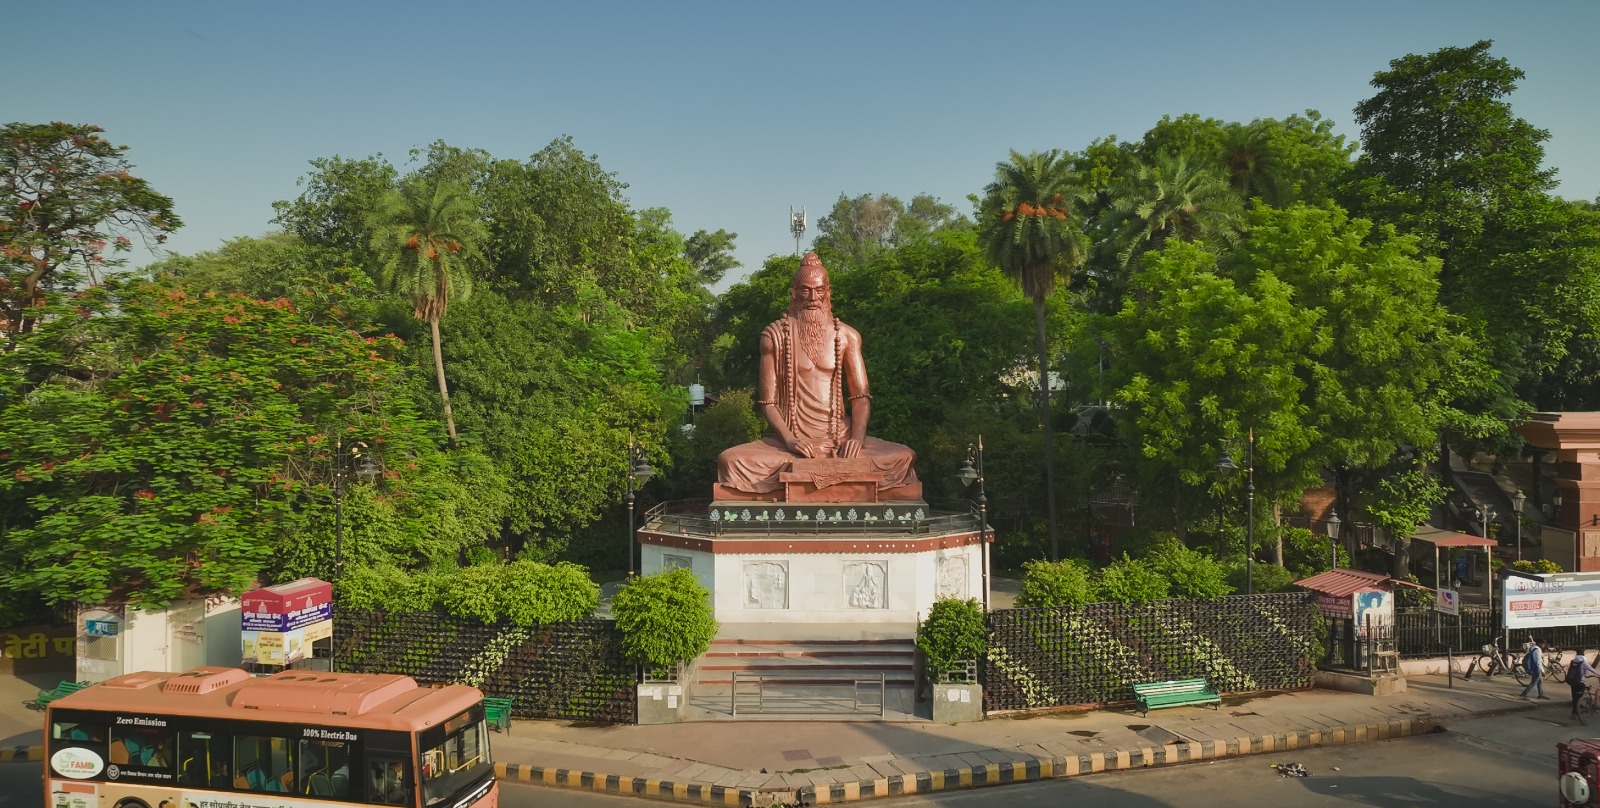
[113,798,151,808]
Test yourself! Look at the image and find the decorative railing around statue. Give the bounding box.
[642,498,984,536]
[982,593,1317,713]
[334,609,636,724]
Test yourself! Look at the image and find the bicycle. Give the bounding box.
[1576,680,1599,725]
[1542,646,1571,681]
[1467,640,1530,685]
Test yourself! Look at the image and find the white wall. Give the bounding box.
[76,596,246,681]
[701,546,982,624]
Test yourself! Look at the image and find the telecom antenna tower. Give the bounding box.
[790,207,807,256]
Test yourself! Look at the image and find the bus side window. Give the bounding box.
[52,722,104,744]
[235,734,294,793]
[367,760,407,806]
[178,731,228,787]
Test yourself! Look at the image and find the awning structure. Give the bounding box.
[1410,525,1497,548]
[1295,568,1392,597]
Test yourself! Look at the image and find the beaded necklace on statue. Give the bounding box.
[782,316,842,445]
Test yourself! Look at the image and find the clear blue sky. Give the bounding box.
[9,1,1598,289]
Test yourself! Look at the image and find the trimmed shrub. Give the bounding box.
[1097,555,1170,603]
[610,568,718,670]
[1016,559,1096,608]
[917,597,987,676]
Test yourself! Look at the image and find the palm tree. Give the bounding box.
[977,150,1090,562]
[1219,121,1286,207]
[368,179,487,446]
[1109,151,1246,270]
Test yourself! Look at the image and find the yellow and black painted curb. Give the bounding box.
[494,762,759,806]
[796,717,1437,804]
[0,745,44,763]
[495,717,1437,806]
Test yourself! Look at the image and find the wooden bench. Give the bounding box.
[1132,678,1220,716]
[35,680,90,710]
[483,697,515,734]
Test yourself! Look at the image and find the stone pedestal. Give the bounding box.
[637,500,987,625]
[1314,669,1406,696]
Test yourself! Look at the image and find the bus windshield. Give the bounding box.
[417,707,491,806]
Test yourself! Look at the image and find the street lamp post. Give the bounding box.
[1512,490,1527,563]
[1215,429,1255,595]
[1326,510,1342,571]
[332,438,379,671]
[625,439,655,579]
[957,437,989,612]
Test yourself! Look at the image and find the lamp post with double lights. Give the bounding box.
[956,436,990,612]
[625,439,655,579]
[1215,429,1255,595]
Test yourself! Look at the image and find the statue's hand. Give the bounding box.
[838,439,863,459]
[789,438,823,458]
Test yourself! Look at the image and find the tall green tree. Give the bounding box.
[367,179,487,446]
[1343,40,1593,417]
[0,278,499,608]
[683,228,740,285]
[977,150,1090,560]
[1107,151,1245,271]
[1,122,180,341]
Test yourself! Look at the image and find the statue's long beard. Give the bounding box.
[795,305,833,365]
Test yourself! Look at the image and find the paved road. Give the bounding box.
[1,710,1575,808]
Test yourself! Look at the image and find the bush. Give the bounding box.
[1096,555,1170,603]
[1143,537,1233,599]
[917,597,987,676]
[1227,561,1295,594]
[1016,559,1096,608]
[610,568,718,670]
[1511,558,1564,574]
[500,561,601,626]
[335,560,601,624]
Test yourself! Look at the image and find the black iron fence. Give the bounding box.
[335,609,636,724]
[981,593,1317,713]
[1394,606,1600,658]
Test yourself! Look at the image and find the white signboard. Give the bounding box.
[1435,588,1459,615]
[1503,571,1600,629]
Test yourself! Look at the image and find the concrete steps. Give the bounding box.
[695,637,917,686]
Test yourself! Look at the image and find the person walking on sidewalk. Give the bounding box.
[1567,652,1599,717]
[1521,640,1550,699]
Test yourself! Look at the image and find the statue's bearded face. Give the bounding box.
[789,267,831,321]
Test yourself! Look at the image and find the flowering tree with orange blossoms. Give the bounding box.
[0,122,180,342]
[0,278,505,609]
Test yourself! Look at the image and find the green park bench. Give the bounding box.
[1131,678,1221,717]
[483,697,515,734]
[35,680,91,710]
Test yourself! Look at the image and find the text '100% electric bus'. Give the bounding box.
[42,668,498,808]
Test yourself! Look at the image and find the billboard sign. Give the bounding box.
[1502,570,1600,629]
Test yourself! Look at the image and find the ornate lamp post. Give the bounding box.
[1326,510,1342,571]
[957,436,989,612]
[1216,429,1255,594]
[1512,490,1527,563]
[625,439,655,579]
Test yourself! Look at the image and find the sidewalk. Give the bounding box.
[478,671,1545,805]
[0,668,1554,806]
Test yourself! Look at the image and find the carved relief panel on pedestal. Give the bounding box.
[936,555,968,600]
[744,561,789,609]
[844,561,887,609]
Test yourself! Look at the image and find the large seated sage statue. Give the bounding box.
[714,253,921,503]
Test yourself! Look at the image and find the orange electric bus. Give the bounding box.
[42,668,497,808]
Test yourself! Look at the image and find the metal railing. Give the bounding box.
[643,498,983,537]
[730,671,886,716]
